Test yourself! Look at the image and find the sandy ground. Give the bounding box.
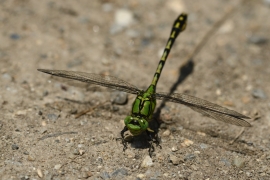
[1,0,270,179]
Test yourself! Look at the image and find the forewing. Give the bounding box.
[38,69,140,94]
[155,92,251,127]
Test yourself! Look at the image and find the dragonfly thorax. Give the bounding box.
[124,85,157,136]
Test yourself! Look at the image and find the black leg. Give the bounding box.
[146,129,162,157]
[116,126,128,152]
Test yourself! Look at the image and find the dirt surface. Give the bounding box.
[1,0,270,179]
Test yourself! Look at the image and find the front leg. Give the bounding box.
[146,128,162,157]
[116,126,128,152]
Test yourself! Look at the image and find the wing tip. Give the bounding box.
[37,69,56,75]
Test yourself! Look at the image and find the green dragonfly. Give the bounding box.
[38,13,251,154]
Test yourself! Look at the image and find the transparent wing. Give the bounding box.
[155,92,251,127]
[38,69,140,95]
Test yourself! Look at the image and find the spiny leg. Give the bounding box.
[146,128,162,157]
[116,126,129,152]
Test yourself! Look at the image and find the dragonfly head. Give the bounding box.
[124,116,148,136]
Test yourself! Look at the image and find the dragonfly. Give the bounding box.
[38,13,251,155]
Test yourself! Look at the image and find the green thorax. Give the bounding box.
[124,85,156,135]
[131,84,156,120]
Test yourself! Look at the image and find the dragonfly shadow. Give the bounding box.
[151,59,194,133]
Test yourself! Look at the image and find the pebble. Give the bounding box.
[97,157,103,164]
[169,154,183,165]
[111,168,128,177]
[39,127,47,134]
[102,3,113,12]
[37,169,43,178]
[27,155,35,161]
[73,149,80,155]
[197,131,206,136]
[184,154,196,161]
[171,146,178,152]
[162,129,171,137]
[54,164,62,170]
[218,20,234,34]
[181,139,194,147]
[125,149,135,159]
[11,144,19,150]
[111,91,128,105]
[38,110,43,115]
[221,158,231,167]
[82,171,93,178]
[47,114,59,121]
[2,73,12,81]
[10,33,20,40]
[252,89,267,99]
[199,143,208,149]
[100,172,110,179]
[166,0,186,13]
[137,174,145,179]
[141,155,153,167]
[114,9,134,27]
[79,149,85,155]
[14,110,27,117]
[233,157,246,168]
[248,35,268,45]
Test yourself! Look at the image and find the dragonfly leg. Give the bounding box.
[146,128,161,157]
[116,126,128,152]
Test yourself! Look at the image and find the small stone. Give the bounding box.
[184,154,196,161]
[11,144,19,150]
[125,149,135,159]
[181,139,194,147]
[14,110,27,117]
[114,9,134,27]
[155,153,164,162]
[10,33,20,40]
[79,149,85,155]
[73,149,80,155]
[111,91,128,105]
[96,157,103,164]
[47,114,59,121]
[38,110,43,115]
[233,157,246,168]
[197,131,206,136]
[137,174,145,179]
[82,171,93,178]
[68,154,76,159]
[223,100,235,107]
[111,168,128,177]
[54,164,62,170]
[102,3,113,12]
[37,169,43,178]
[166,0,186,13]
[200,143,208,149]
[191,164,198,171]
[252,89,266,99]
[171,146,178,152]
[248,35,268,45]
[100,172,110,179]
[141,155,153,168]
[169,154,183,165]
[27,155,35,161]
[221,158,231,167]
[39,127,47,134]
[162,129,171,137]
